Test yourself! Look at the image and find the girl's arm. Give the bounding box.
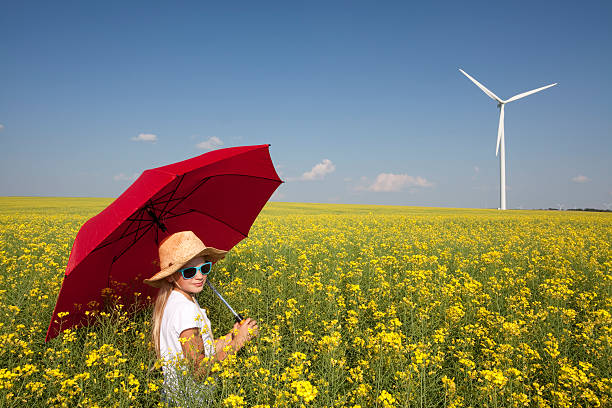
[213,331,237,361]
[179,327,219,378]
[216,318,259,357]
[179,327,237,378]
[179,319,259,378]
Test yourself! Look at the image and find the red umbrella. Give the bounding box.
[46,144,282,341]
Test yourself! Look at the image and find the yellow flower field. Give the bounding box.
[0,197,610,407]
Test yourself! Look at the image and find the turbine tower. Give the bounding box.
[459,69,557,210]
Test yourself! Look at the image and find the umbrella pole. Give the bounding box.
[206,280,246,325]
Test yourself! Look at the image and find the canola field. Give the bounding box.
[0,197,611,407]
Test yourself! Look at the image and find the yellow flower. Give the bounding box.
[447,304,465,323]
[223,394,246,408]
[25,381,45,397]
[544,333,560,359]
[377,390,396,408]
[291,380,318,403]
[481,368,508,389]
[442,375,456,396]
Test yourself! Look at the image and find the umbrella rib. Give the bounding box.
[157,173,282,220]
[110,201,159,252]
[162,209,195,219]
[145,200,160,246]
[221,173,284,184]
[111,223,154,264]
[147,192,184,212]
[163,176,212,217]
[93,224,147,253]
[155,213,159,245]
[149,191,181,206]
[126,217,151,222]
[187,208,249,238]
[93,208,147,253]
[146,196,184,209]
[155,222,159,246]
[158,174,185,220]
[124,206,147,238]
[95,202,157,255]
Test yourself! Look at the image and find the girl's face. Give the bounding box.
[168,256,209,295]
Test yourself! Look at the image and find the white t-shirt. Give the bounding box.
[159,290,215,384]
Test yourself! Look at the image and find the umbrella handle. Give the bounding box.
[235,313,246,325]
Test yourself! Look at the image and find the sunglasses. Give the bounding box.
[178,262,212,279]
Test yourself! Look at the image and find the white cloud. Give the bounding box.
[472,165,480,180]
[0,124,4,131]
[367,173,434,192]
[114,173,139,182]
[196,136,223,150]
[300,159,335,181]
[571,175,590,183]
[131,133,157,142]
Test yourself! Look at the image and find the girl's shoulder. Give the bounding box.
[162,292,204,333]
[164,291,199,315]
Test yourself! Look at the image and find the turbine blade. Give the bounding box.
[505,83,557,103]
[496,104,504,156]
[459,68,503,103]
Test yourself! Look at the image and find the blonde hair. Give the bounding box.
[151,280,174,359]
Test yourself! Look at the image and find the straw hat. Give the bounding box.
[144,231,228,288]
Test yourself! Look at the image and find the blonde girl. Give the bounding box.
[144,231,258,406]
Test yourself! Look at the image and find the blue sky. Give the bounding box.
[1,1,610,209]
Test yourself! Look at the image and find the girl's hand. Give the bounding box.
[231,318,258,350]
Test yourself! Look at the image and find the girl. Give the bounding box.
[144,230,258,406]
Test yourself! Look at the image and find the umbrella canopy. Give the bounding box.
[46,144,282,341]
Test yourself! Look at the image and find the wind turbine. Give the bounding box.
[459,69,557,210]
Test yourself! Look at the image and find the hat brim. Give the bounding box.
[143,246,228,288]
